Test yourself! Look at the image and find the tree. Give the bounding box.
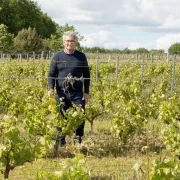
[135,47,149,54]
[43,35,63,53]
[0,0,57,38]
[122,47,131,54]
[85,46,105,53]
[44,24,83,52]
[150,49,165,54]
[36,13,57,38]
[168,43,180,55]
[81,46,127,53]
[14,27,43,52]
[56,23,84,41]
[0,24,14,52]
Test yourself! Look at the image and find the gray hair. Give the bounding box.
[63,31,78,42]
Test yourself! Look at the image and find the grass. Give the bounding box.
[0,119,161,180]
[0,153,158,180]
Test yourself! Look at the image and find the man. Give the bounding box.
[48,31,90,146]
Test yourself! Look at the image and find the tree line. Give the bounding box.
[0,0,180,54]
[82,47,165,54]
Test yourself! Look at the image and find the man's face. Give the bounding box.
[64,36,76,51]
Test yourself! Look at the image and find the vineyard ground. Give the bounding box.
[1,59,179,179]
[0,118,160,180]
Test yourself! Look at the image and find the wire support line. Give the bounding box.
[0,76,162,81]
[0,62,177,66]
[0,59,175,62]
[0,63,176,67]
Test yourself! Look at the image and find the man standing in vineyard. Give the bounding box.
[48,31,90,147]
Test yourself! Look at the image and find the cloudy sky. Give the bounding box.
[33,0,180,51]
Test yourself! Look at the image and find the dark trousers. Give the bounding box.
[55,91,85,145]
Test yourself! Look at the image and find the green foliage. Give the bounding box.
[0,115,53,179]
[84,46,107,53]
[82,47,149,54]
[1,57,180,179]
[43,35,63,52]
[122,47,131,54]
[0,0,56,38]
[158,95,180,155]
[158,95,180,126]
[82,47,166,54]
[0,24,14,52]
[0,62,58,179]
[149,158,180,180]
[36,154,90,180]
[168,42,180,55]
[150,49,165,54]
[112,81,147,143]
[55,24,76,38]
[58,103,85,136]
[44,23,83,52]
[135,47,149,54]
[44,24,82,52]
[38,13,57,38]
[56,23,84,41]
[14,27,43,52]
[85,82,105,132]
[147,94,180,179]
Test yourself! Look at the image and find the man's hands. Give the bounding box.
[48,89,54,97]
[82,93,89,104]
[48,89,89,104]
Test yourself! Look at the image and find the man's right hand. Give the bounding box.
[48,89,54,97]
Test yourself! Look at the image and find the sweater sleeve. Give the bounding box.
[48,57,58,90]
[82,54,90,94]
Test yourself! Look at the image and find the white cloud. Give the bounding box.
[81,31,153,50]
[156,34,180,52]
[33,0,180,50]
[34,0,180,27]
[81,31,128,49]
[128,42,143,50]
[161,16,180,29]
[34,0,180,31]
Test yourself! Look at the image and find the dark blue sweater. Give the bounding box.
[48,50,90,94]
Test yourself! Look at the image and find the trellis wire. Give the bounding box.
[0,53,178,93]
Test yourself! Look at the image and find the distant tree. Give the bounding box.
[0,24,14,52]
[135,47,149,54]
[131,49,137,54]
[81,46,99,53]
[168,43,180,55]
[82,47,124,54]
[88,47,106,53]
[81,46,90,53]
[150,49,165,54]
[44,24,83,52]
[43,35,63,53]
[107,48,123,54]
[122,47,131,54]
[14,27,43,52]
[56,23,84,41]
[0,0,57,38]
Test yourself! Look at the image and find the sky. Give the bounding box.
[33,0,180,52]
